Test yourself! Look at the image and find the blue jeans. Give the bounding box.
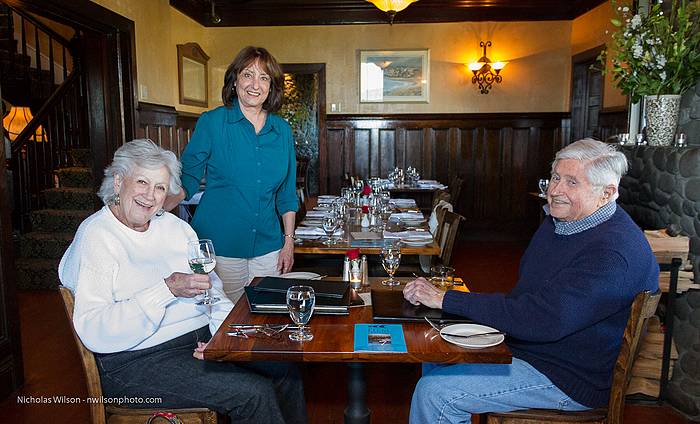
[410,358,590,424]
[95,326,307,424]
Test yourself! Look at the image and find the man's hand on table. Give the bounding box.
[403,277,446,309]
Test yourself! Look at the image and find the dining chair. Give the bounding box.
[485,289,661,424]
[296,156,310,198]
[58,286,218,424]
[296,187,307,224]
[448,176,463,208]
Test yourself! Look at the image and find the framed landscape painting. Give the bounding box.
[360,49,429,103]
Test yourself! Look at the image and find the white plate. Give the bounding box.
[280,272,321,280]
[439,324,505,349]
[401,238,432,247]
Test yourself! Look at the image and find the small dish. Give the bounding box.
[280,271,322,280]
[439,324,505,349]
[401,237,432,247]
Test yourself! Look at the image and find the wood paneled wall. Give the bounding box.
[598,107,628,142]
[136,102,199,157]
[324,113,570,232]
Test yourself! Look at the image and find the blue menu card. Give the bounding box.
[353,324,407,352]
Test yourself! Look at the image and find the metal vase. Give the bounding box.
[644,94,681,146]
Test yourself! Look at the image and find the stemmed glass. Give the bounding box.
[538,178,550,198]
[380,242,402,286]
[187,239,219,305]
[286,285,315,341]
[322,212,339,245]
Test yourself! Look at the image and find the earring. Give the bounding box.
[155,208,165,217]
[112,193,120,206]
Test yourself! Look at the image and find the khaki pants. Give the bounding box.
[215,250,280,304]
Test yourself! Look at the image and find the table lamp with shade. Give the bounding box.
[2,105,46,142]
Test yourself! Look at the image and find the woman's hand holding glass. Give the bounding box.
[187,239,220,305]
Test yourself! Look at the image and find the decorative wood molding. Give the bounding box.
[323,112,570,233]
[136,102,199,157]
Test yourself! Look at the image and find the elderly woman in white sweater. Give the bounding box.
[59,139,306,424]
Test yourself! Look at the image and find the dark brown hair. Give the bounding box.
[221,46,284,113]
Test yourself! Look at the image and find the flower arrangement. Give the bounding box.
[600,0,700,102]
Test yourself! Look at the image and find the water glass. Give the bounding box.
[381,242,402,286]
[430,265,455,290]
[538,178,549,198]
[322,213,339,245]
[286,285,315,341]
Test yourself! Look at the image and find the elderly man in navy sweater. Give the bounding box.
[403,138,659,424]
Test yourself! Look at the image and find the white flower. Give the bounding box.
[623,6,629,12]
[631,15,642,28]
[660,71,667,80]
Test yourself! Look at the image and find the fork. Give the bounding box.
[424,317,447,331]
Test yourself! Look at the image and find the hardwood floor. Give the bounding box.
[0,239,696,424]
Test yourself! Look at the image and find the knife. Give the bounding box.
[441,331,505,339]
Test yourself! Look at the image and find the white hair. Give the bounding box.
[97,139,182,205]
[552,138,628,200]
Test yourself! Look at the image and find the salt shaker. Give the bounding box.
[360,255,369,288]
[676,133,687,148]
[342,256,351,281]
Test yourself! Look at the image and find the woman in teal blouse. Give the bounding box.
[175,46,297,303]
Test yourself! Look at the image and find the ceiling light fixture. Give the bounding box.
[467,41,507,94]
[210,0,221,24]
[366,0,418,24]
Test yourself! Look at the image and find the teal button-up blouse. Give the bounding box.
[180,103,298,258]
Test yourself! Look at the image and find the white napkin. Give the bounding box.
[295,227,344,237]
[305,210,329,218]
[390,211,424,220]
[389,198,417,207]
[383,230,433,241]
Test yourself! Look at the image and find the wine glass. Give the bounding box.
[380,242,402,286]
[187,239,219,305]
[322,213,339,245]
[286,285,315,341]
[538,178,549,198]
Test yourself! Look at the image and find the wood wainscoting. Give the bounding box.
[136,102,199,157]
[598,107,629,142]
[324,113,570,235]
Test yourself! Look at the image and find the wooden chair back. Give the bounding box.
[486,290,661,424]
[431,189,451,209]
[58,286,218,424]
[296,156,310,197]
[296,188,307,224]
[436,210,464,267]
[448,176,463,207]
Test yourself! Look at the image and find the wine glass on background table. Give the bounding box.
[286,285,315,341]
[538,178,549,198]
[187,239,219,305]
[381,242,402,286]
[322,212,339,245]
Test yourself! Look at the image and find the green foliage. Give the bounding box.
[599,0,700,102]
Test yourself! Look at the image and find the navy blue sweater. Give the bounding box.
[442,207,659,408]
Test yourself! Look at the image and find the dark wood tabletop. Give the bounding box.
[204,278,511,364]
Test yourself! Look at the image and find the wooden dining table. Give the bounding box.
[204,277,512,423]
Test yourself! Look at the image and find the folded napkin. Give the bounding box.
[305,210,330,218]
[389,198,417,207]
[295,227,344,237]
[390,211,424,220]
[383,230,433,240]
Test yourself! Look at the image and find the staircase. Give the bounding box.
[15,148,95,289]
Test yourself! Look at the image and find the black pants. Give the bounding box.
[95,326,307,424]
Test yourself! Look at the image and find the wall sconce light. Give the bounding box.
[366,0,418,24]
[2,105,46,142]
[467,41,507,94]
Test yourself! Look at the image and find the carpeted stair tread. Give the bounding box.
[15,257,60,290]
[20,231,74,259]
[54,167,93,188]
[70,148,91,167]
[30,209,91,232]
[43,187,97,210]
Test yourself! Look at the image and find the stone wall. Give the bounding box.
[618,145,700,419]
[679,78,700,146]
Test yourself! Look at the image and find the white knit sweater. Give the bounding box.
[59,206,233,353]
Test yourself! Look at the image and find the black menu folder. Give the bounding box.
[371,288,474,323]
[244,277,362,315]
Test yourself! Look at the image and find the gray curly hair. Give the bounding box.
[552,138,628,200]
[97,139,182,205]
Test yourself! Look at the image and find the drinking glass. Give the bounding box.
[430,265,455,290]
[538,178,549,198]
[286,285,315,341]
[187,239,219,305]
[380,242,402,286]
[322,213,339,245]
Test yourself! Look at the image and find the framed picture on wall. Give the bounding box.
[177,43,209,107]
[359,49,429,103]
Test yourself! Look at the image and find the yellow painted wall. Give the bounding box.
[206,21,572,113]
[90,0,209,113]
[571,2,628,109]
